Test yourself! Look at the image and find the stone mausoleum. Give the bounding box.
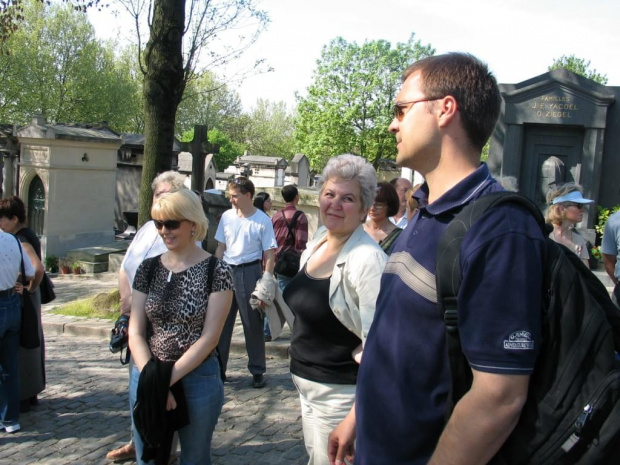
[15,116,121,258]
[489,68,619,234]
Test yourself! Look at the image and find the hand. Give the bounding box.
[14,283,24,295]
[328,413,356,465]
[166,390,177,411]
[351,344,363,364]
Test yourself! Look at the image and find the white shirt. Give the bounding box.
[120,221,168,288]
[389,215,408,229]
[0,231,35,291]
[215,208,277,265]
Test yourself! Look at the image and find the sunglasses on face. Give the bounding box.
[392,97,444,122]
[154,219,185,230]
[563,203,587,210]
[370,203,386,210]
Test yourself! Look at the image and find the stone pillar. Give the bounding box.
[1,151,17,198]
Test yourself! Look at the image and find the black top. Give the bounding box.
[284,264,361,385]
[17,227,41,259]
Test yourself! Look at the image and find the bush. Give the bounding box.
[44,255,58,273]
[595,205,620,243]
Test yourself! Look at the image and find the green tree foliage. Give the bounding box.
[549,54,608,85]
[0,0,103,44]
[245,99,295,158]
[123,0,269,225]
[207,128,245,170]
[179,127,245,173]
[294,34,434,170]
[0,0,141,131]
[175,71,243,138]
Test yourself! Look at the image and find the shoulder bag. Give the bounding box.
[14,235,41,349]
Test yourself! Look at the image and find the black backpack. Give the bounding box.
[436,191,620,465]
[274,210,303,277]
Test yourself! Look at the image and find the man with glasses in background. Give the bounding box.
[215,177,277,388]
[328,53,545,465]
[389,177,413,229]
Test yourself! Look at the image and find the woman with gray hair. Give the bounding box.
[282,154,386,465]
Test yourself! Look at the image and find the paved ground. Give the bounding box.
[0,274,306,464]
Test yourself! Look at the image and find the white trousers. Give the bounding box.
[292,374,356,465]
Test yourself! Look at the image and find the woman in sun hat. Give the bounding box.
[546,183,594,267]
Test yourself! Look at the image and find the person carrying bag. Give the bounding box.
[274,210,303,278]
[14,234,40,350]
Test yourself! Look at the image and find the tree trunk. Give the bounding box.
[138,0,187,226]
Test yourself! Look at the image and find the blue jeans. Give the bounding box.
[276,274,293,292]
[130,356,224,465]
[0,294,21,427]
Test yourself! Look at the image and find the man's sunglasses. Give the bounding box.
[154,219,186,230]
[392,97,443,122]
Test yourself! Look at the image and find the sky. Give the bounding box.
[89,0,620,111]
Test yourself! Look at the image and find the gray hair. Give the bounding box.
[151,170,187,192]
[318,154,377,210]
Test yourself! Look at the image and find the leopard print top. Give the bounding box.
[133,255,234,361]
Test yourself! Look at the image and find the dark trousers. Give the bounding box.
[218,263,266,376]
[614,283,620,306]
[0,293,21,426]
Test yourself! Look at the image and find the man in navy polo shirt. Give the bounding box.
[328,53,545,464]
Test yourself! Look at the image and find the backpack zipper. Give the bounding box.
[536,370,620,462]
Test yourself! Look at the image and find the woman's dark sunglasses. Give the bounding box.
[154,219,185,230]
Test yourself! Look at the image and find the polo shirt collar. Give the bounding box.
[415,163,496,216]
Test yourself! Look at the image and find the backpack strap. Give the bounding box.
[206,255,228,381]
[146,254,163,290]
[13,234,26,286]
[436,191,546,414]
[282,210,303,247]
[206,255,217,294]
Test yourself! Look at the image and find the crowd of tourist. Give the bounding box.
[2,51,619,465]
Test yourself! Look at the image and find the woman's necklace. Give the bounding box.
[163,257,190,282]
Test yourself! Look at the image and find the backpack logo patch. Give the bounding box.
[504,331,534,350]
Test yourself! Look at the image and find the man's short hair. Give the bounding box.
[403,52,501,151]
[281,185,298,203]
[228,176,255,198]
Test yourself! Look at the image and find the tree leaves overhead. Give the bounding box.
[175,71,243,138]
[245,98,294,158]
[549,54,608,85]
[294,34,434,170]
[0,0,104,46]
[0,0,141,130]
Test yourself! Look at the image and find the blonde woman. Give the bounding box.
[546,183,593,267]
[128,189,233,464]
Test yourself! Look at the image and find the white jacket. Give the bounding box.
[250,272,295,340]
[300,224,387,345]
